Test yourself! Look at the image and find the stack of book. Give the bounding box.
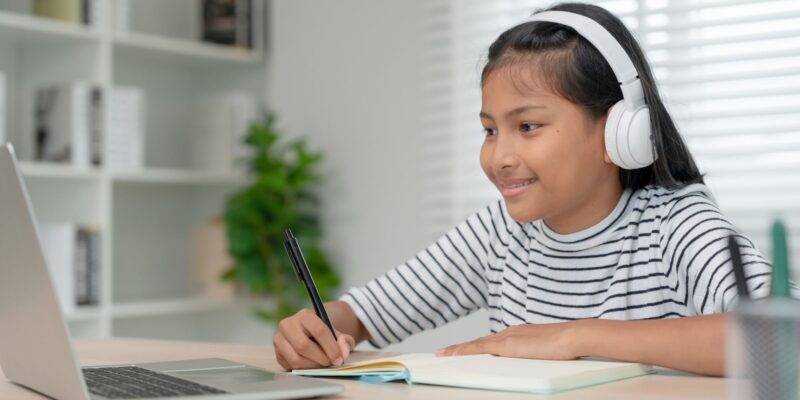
[34,83,145,171]
[38,223,101,313]
[201,0,253,49]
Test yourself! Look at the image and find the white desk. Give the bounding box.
[0,338,730,399]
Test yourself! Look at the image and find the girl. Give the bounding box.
[272,2,774,376]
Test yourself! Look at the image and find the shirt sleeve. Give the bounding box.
[339,202,501,348]
[660,188,773,314]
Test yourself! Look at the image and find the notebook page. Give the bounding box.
[407,355,653,394]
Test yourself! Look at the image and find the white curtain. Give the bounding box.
[422,0,800,273]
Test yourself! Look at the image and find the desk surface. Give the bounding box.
[0,338,729,399]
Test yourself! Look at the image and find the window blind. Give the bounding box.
[423,0,800,272]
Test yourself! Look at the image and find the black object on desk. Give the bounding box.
[283,229,338,340]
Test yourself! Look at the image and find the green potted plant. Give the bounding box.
[223,114,339,322]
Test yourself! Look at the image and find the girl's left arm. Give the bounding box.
[437,314,726,376]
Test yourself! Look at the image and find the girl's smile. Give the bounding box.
[498,177,538,197]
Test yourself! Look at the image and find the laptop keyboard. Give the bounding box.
[83,366,229,398]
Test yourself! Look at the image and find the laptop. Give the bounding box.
[0,143,343,400]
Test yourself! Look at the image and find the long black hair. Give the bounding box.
[481,2,703,189]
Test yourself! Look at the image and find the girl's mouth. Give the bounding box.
[498,178,537,197]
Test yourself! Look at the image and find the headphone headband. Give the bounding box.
[518,11,645,110]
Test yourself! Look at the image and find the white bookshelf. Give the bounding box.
[0,0,270,344]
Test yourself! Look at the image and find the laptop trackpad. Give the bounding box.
[167,366,277,388]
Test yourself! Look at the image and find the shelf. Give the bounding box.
[111,168,246,185]
[0,10,99,47]
[113,31,262,67]
[111,297,266,319]
[19,161,103,180]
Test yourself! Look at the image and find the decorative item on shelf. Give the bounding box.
[201,0,252,49]
[193,91,258,175]
[38,223,101,314]
[192,216,237,301]
[32,0,96,26]
[223,114,339,323]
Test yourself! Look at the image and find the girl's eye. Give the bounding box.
[520,122,540,133]
[482,127,497,137]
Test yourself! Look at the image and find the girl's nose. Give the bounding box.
[494,134,520,171]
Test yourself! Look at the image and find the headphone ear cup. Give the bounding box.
[605,101,655,170]
[625,106,656,168]
[604,101,626,168]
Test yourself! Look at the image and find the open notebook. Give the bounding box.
[291,353,654,395]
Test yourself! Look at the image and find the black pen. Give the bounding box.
[283,229,338,340]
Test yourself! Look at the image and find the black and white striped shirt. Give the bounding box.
[341,184,773,348]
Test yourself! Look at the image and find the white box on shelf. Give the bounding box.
[0,71,5,144]
[33,82,100,168]
[193,92,259,174]
[105,86,145,171]
[38,223,77,314]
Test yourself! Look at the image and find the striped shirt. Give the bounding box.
[341,184,774,348]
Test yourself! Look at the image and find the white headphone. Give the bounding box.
[517,11,656,170]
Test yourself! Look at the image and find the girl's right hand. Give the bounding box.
[273,308,355,371]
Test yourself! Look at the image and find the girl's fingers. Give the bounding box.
[278,316,332,366]
[337,333,355,359]
[300,316,344,366]
[273,334,321,370]
[275,348,289,371]
[436,343,460,356]
[437,338,487,356]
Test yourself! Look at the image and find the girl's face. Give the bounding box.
[479,66,622,233]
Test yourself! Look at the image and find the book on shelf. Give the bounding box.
[33,0,97,26]
[38,223,101,313]
[193,92,259,174]
[0,71,5,145]
[34,83,146,171]
[105,86,146,172]
[34,82,98,167]
[293,353,654,395]
[201,0,253,49]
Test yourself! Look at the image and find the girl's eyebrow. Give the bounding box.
[479,105,547,121]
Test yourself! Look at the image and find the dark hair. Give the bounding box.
[481,2,703,190]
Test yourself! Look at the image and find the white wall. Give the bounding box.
[265,0,487,353]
